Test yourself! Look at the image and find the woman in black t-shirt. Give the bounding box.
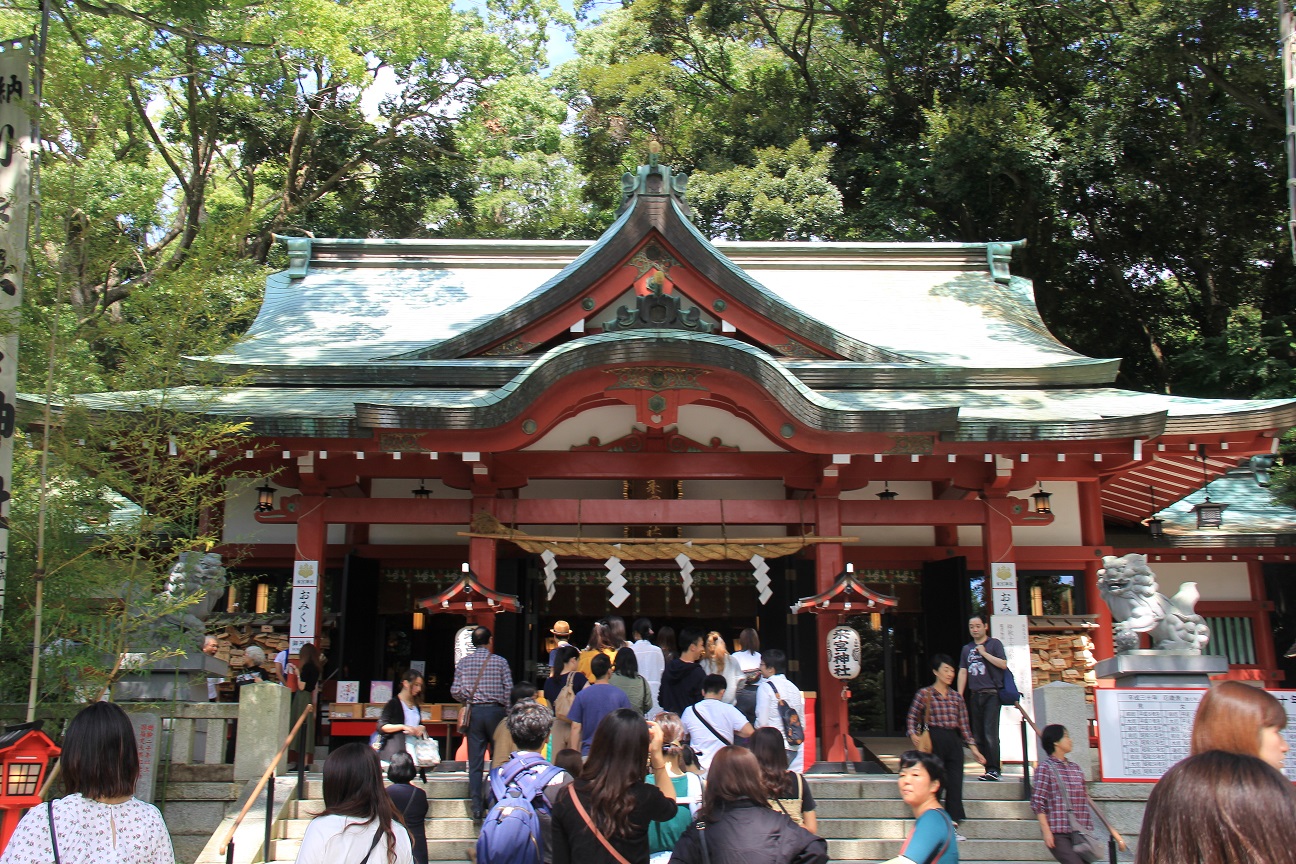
[551,708,678,864]
[288,642,322,770]
[751,727,817,833]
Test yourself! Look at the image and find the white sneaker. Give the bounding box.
[955,832,968,842]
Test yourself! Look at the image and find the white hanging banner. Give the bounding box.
[992,612,1034,763]
[675,553,694,604]
[290,586,317,640]
[606,556,628,607]
[0,38,30,641]
[541,549,557,601]
[752,554,771,605]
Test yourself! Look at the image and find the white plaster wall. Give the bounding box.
[674,406,785,451]
[524,406,638,450]
[368,525,471,544]
[1012,482,1083,546]
[370,478,472,499]
[223,479,296,544]
[842,480,935,545]
[1147,561,1252,601]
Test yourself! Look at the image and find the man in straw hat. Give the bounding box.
[547,621,573,668]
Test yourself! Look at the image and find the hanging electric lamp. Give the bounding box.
[412,479,432,500]
[1190,445,1225,529]
[1031,482,1052,515]
[254,481,275,513]
[1145,485,1165,539]
[876,481,898,501]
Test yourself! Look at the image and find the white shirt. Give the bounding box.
[401,701,421,727]
[631,639,666,718]
[731,650,762,675]
[701,654,744,705]
[682,699,750,770]
[755,674,805,772]
[275,649,289,683]
[295,814,414,864]
[0,794,173,864]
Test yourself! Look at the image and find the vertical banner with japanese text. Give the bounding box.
[290,560,318,654]
[990,562,1034,762]
[0,38,30,638]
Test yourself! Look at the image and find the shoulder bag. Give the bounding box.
[985,641,1020,706]
[458,656,490,733]
[687,702,733,746]
[914,688,933,753]
[554,672,578,721]
[697,820,712,864]
[1046,760,1103,863]
[569,787,632,864]
[47,800,61,864]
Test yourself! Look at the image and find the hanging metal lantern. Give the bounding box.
[1031,482,1052,515]
[826,625,861,680]
[254,481,275,513]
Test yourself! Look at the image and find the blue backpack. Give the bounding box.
[476,753,565,864]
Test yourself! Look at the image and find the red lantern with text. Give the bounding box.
[0,722,61,854]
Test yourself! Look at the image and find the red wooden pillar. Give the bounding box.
[1249,560,1279,678]
[814,494,845,763]
[1077,480,1114,660]
[295,497,328,643]
[468,496,498,627]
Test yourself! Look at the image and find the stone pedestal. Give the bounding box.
[1032,681,1095,779]
[114,654,229,702]
[1094,651,1228,688]
[234,682,291,782]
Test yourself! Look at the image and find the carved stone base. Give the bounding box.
[1094,651,1228,688]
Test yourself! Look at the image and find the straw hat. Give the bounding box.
[550,621,573,638]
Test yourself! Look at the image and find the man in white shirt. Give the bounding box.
[631,617,666,718]
[682,674,753,770]
[755,649,806,772]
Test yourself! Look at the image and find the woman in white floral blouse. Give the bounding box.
[0,701,173,864]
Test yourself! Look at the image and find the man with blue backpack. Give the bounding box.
[478,700,573,864]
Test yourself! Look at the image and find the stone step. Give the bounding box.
[278,817,480,841]
[291,796,474,819]
[808,777,1027,800]
[270,836,475,862]
[827,837,1056,861]
[816,798,1035,819]
[817,817,1043,841]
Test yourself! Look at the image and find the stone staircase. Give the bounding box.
[263,770,1147,864]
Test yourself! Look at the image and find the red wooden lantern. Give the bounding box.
[0,722,61,853]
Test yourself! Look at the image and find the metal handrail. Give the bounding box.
[218,703,315,861]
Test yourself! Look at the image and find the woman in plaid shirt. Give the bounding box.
[905,654,984,834]
[1031,725,1125,863]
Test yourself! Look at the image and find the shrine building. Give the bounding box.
[38,156,1296,758]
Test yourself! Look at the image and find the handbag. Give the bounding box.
[554,673,578,721]
[770,773,806,826]
[569,787,632,864]
[914,688,933,753]
[1047,759,1104,863]
[408,735,441,768]
[459,658,489,733]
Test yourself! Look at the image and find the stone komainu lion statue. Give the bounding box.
[1096,553,1210,654]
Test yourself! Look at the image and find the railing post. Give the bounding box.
[1108,836,1118,864]
[226,839,234,864]
[297,716,306,800]
[265,775,275,862]
[1020,718,1031,799]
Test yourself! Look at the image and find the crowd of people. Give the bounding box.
[11,614,1296,864]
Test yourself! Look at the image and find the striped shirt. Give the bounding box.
[451,648,513,707]
[1031,755,1094,834]
[905,685,974,745]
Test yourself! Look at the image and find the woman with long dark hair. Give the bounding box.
[670,747,827,864]
[551,709,677,864]
[377,670,429,768]
[732,629,762,722]
[657,626,679,665]
[579,621,615,680]
[1137,750,1296,864]
[295,742,413,863]
[289,642,322,770]
[750,727,817,833]
[0,702,173,864]
[612,647,653,716]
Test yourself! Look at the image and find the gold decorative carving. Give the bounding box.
[482,337,540,356]
[605,367,708,391]
[379,432,433,452]
[769,341,828,359]
[882,434,936,455]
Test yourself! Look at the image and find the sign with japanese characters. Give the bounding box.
[826,625,861,680]
[991,613,1033,762]
[290,583,316,640]
[1097,689,1296,781]
[0,39,30,639]
[990,562,1019,615]
[131,712,160,803]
